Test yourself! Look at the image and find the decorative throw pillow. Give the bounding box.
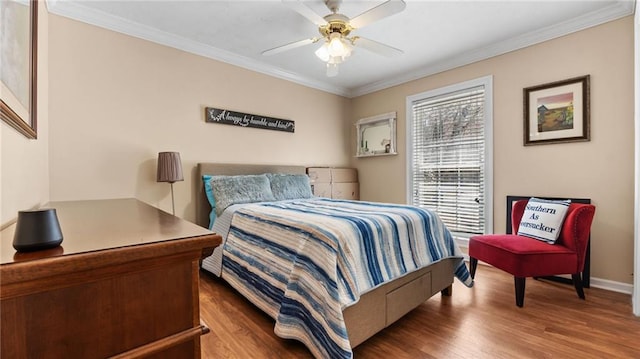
[211,174,276,216]
[267,173,314,201]
[202,175,217,229]
[517,197,571,244]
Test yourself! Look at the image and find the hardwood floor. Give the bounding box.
[199,264,640,358]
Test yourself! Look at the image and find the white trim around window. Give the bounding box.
[406,75,493,247]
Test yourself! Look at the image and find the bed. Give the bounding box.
[195,163,473,358]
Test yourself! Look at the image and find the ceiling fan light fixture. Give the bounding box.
[327,33,351,58]
[315,33,352,76]
[315,44,331,62]
[326,62,339,77]
[315,35,351,69]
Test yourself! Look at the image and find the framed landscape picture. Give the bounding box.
[1,0,38,139]
[523,75,590,146]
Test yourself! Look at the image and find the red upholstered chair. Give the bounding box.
[469,200,596,307]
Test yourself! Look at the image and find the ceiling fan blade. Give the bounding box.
[349,0,406,29]
[353,37,403,57]
[262,38,318,56]
[282,0,328,26]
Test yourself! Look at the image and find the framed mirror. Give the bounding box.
[356,112,397,157]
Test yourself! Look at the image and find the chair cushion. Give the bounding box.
[469,234,578,277]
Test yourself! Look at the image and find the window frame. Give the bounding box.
[405,75,494,244]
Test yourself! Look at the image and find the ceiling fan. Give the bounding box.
[262,0,406,77]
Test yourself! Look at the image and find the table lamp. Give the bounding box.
[156,151,184,215]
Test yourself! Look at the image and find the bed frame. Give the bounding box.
[195,163,456,348]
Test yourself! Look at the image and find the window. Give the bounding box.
[406,76,493,241]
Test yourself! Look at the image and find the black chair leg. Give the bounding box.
[514,277,526,307]
[469,257,478,279]
[572,273,586,299]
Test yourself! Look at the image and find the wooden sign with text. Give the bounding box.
[205,107,294,133]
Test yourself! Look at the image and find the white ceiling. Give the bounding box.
[46,0,635,97]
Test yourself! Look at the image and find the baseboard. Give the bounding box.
[468,261,633,295]
[590,277,634,295]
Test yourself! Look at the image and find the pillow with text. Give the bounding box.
[517,197,571,244]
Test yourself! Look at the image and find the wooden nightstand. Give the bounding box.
[1,198,221,358]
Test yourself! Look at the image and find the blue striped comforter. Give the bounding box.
[221,198,473,359]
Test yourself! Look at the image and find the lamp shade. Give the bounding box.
[157,152,184,183]
[13,208,64,252]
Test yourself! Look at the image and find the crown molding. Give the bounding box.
[349,0,636,98]
[45,0,351,97]
[46,1,634,99]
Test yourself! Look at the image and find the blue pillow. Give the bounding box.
[211,174,276,216]
[202,175,217,229]
[267,173,313,201]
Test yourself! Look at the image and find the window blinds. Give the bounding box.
[410,85,486,236]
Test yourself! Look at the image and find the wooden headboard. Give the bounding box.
[195,163,307,228]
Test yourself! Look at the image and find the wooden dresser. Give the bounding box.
[0,198,221,358]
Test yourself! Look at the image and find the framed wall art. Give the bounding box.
[523,75,590,146]
[1,0,38,139]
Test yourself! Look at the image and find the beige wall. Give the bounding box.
[1,2,49,225]
[47,14,351,223]
[350,17,635,285]
[4,9,634,286]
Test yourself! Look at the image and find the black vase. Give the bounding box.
[13,209,64,252]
